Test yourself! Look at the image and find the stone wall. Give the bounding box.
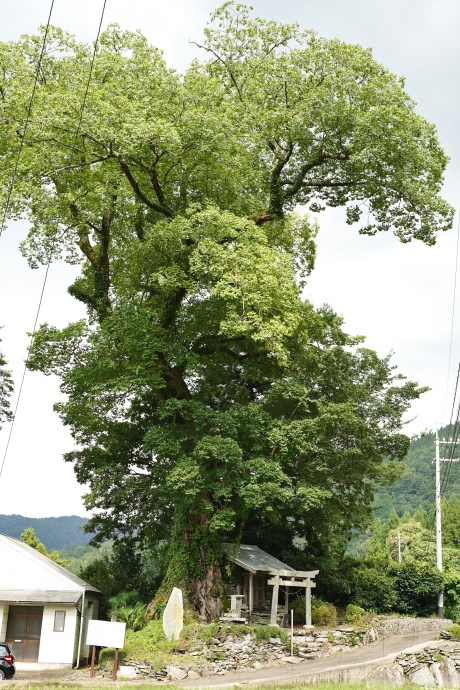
[112,617,450,682]
[366,641,460,687]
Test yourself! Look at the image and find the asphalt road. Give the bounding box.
[176,630,440,688]
[11,630,440,686]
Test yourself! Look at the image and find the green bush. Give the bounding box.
[291,596,336,626]
[389,560,443,617]
[312,600,337,627]
[349,564,397,613]
[443,572,460,622]
[345,604,366,623]
[446,624,460,639]
[99,647,127,668]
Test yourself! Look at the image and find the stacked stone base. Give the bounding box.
[367,643,460,687]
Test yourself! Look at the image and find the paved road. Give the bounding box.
[176,631,440,688]
[11,630,440,687]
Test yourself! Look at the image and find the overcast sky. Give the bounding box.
[1,0,459,518]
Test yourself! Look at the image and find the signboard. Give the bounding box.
[86,620,126,649]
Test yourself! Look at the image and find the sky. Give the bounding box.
[1,0,460,518]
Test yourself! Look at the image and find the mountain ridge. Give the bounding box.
[0,514,93,551]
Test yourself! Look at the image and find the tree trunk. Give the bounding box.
[148,507,226,621]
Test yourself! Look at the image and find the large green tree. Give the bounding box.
[0,4,452,618]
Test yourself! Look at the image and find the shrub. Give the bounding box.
[443,572,460,622]
[312,601,337,627]
[446,624,460,639]
[292,597,337,626]
[345,604,366,623]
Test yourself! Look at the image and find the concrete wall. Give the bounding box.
[77,595,100,663]
[37,605,78,666]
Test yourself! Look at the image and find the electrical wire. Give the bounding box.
[0,0,108,480]
[442,212,460,426]
[0,0,55,242]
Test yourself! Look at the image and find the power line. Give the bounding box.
[442,212,460,425]
[0,0,55,242]
[0,0,108,480]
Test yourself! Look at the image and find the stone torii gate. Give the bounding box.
[267,568,319,628]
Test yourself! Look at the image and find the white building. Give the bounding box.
[0,533,101,669]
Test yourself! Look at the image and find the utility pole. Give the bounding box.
[435,429,460,618]
[435,430,443,617]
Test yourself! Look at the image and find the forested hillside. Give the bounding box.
[373,426,460,520]
[0,514,93,550]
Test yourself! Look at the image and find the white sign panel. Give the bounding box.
[86,620,126,648]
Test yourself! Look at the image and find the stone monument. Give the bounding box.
[163,587,184,641]
[219,594,247,624]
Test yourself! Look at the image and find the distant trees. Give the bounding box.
[79,539,163,619]
[20,527,68,567]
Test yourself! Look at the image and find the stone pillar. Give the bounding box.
[305,579,313,629]
[284,585,290,614]
[270,575,280,626]
[249,573,254,625]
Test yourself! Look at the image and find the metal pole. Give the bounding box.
[436,429,444,617]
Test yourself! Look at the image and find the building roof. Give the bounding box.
[0,589,85,604]
[0,533,101,595]
[222,543,296,574]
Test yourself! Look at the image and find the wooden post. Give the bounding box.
[249,572,254,625]
[111,614,118,681]
[270,575,280,626]
[90,645,96,678]
[113,648,118,682]
[305,578,312,628]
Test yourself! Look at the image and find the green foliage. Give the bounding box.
[389,559,443,617]
[293,596,337,626]
[442,495,460,549]
[312,601,338,627]
[345,604,366,624]
[109,592,147,631]
[80,539,161,618]
[372,429,460,522]
[445,624,460,639]
[443,572,460,622]
[0,337,12,430]
[20,528,68,567]
[2,4,448,615]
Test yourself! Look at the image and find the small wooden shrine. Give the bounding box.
[222,543,319,627]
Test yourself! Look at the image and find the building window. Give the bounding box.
[54,610,66,632]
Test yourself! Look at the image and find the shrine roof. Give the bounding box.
[222,543,296,574]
